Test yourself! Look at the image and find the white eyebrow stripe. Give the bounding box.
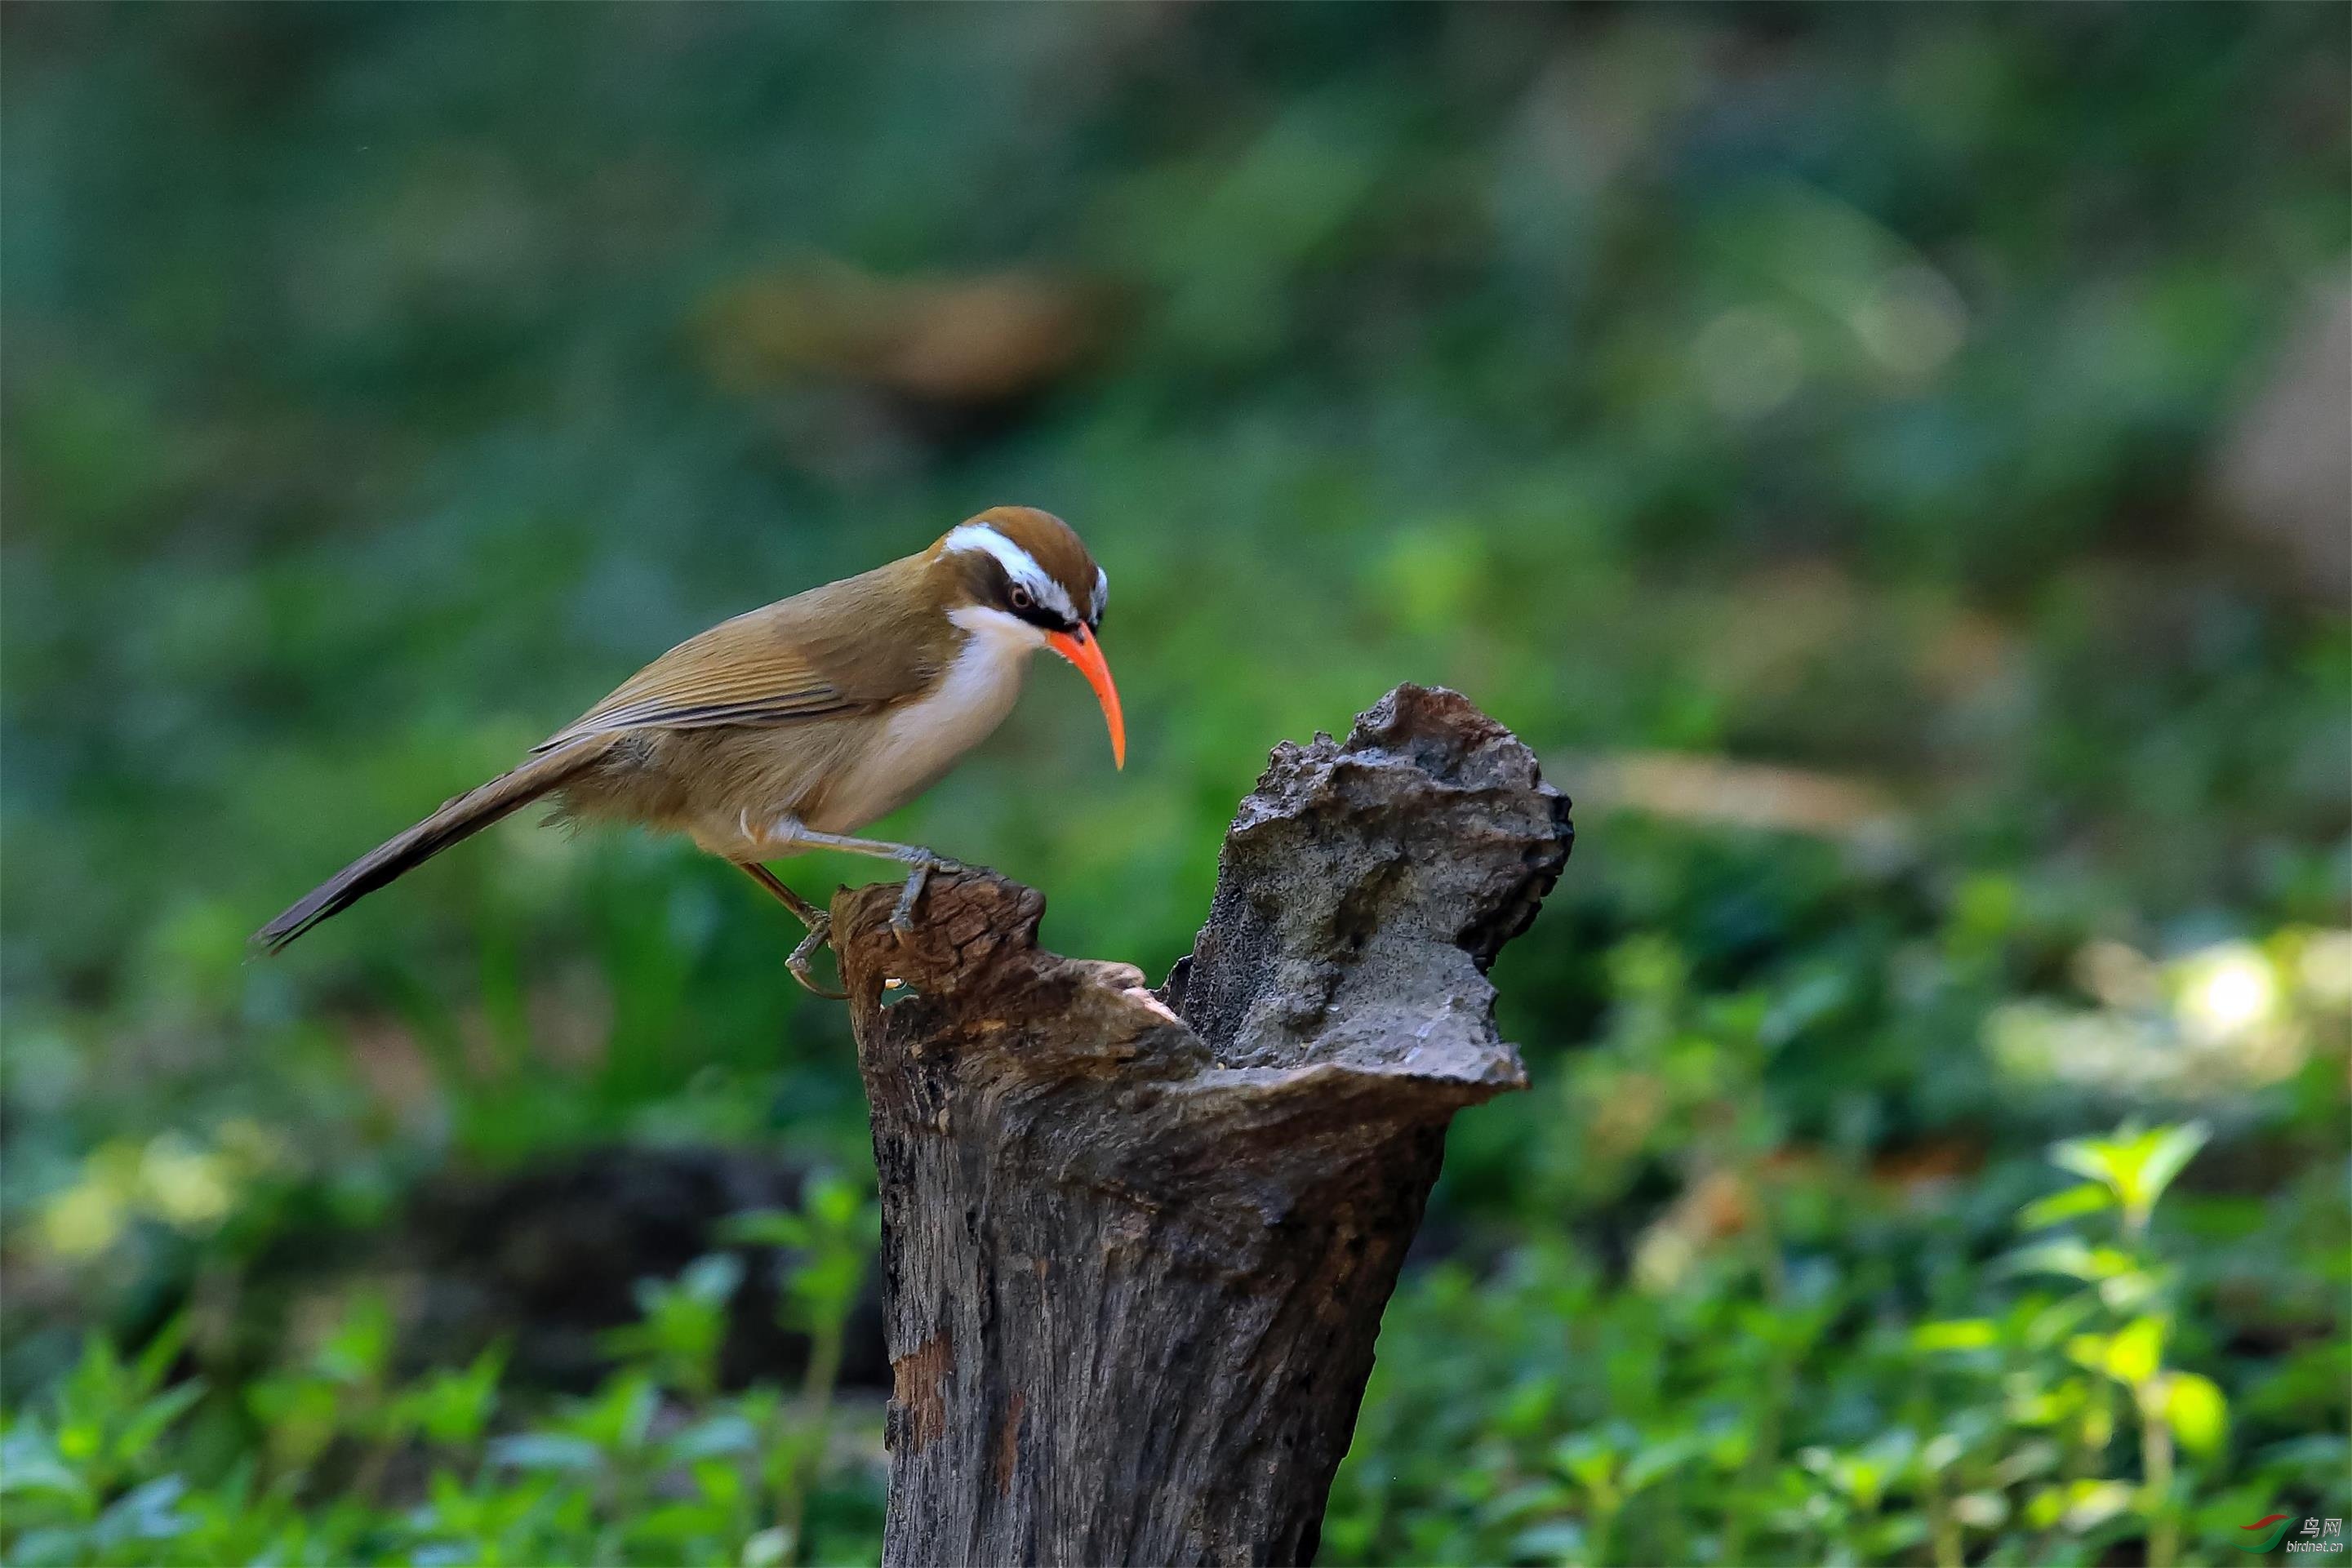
[942,523,1077,620]
[1092,566,1108,621]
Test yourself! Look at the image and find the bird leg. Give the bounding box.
[734,861,847,999]
[763,828,964,943]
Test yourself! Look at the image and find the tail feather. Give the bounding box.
[253,736,616,954]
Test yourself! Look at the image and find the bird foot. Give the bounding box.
[890,853,965,944]
[786,911,847,1000]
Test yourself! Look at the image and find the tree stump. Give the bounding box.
[829,685,1573,1567]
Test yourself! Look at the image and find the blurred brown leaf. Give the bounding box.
[699,260,1109,407]
[1560,748,1912,850]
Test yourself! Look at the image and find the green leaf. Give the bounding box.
[1477,1479,1573,1526]
[2052,1123,2209,1226]
[316,1293,393,1387]
[2132,1123,2209,1212]
[2004,1238,2133,1281]
[2058,1478,2134,1531]
[418,1345,506,1446]
[669,1412,759,1462]
[807,1172,867,1229]
[116,1380,205,1466]
[692,1456,745,1508]
[91,1475,192,1548]
[2105,1317,2163,1386]
[1912,1319,1999,1353]
[566,1372,657,1454]
[7,1525,93,1565]
[54,1419,101,1464]
[678,1252,746,1307]
[2050,1135,2124,1190]
[721,1210,811,1249]
[426,1466,477,1529]
[2018,1183,2114,1231]
[1621,1432,1699,1491]
[1550,1432,1624,1491]
[1506,1521,1587,1562]
[2065,1332,2110,1373]
[2159,1371,2228,1456]
[629,1499,727,1543]
[0,1446,91,1506]
[487,1432,602,1472]
[742,1526,794,1568]
[131,1317,191,1397]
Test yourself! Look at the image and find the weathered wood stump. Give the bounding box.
[829,685,1572,1567]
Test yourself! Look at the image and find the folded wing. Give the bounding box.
[533,605,874,752]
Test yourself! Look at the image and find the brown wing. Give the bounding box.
[531,555,953,753]
[532,603,869,753]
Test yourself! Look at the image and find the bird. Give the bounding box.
[253,505,1123,996]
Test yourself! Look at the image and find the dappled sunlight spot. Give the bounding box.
[41,1170,131,1259]
[1991,933,2339,1097]
[2073,939,2162,1011]
[216,1117,291,1171]
[2172,941,2278,1045]
[1988,1004,2154,1090]
[1631,1220,1699,1296]
[2296,929,2352,1009]
[139,1134,235,1228]
[34,1124,289,1260]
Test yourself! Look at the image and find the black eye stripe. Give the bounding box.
[987,566,1078,632]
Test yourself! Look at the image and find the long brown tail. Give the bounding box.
[252,735,617,954]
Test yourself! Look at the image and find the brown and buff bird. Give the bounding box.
[254,506,1123,996]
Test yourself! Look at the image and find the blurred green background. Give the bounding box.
[3,6,2346,1564]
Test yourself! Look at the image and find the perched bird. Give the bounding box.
[255,506,1123,995]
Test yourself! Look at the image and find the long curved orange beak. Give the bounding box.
[1044,624,1125,769]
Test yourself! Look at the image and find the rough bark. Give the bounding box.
[830,685,1573,1568]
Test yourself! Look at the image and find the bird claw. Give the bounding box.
[786,912,847,1000]
[889,853,963,944]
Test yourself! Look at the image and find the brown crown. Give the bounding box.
[953,505,1102,622]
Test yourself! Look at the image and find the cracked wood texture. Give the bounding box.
[829,685,1573,1568]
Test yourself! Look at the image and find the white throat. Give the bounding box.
[815,603,1042,833]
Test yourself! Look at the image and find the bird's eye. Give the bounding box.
[1008,584,1034,611]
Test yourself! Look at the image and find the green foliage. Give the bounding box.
[1326,1119,2339,1567]
[0,1323,202,1548]
[600,1256,745,1402]
[0,1185,885,1567]
[2046,1122,2209,1240]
